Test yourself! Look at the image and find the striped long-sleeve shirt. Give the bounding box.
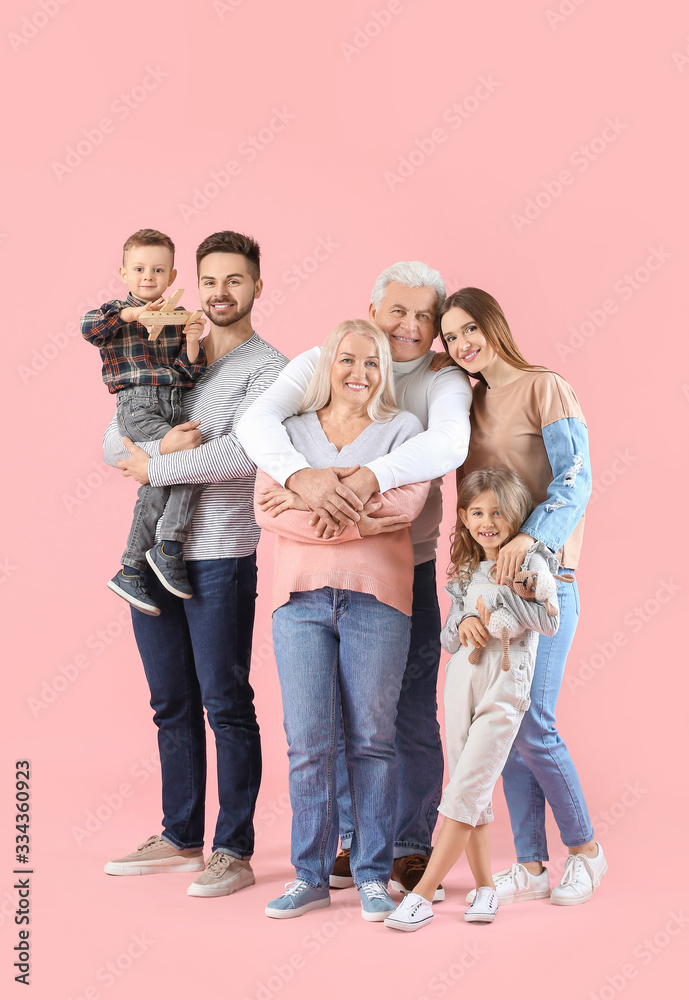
[103,332,288,560]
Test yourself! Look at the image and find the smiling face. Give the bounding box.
[119,244,176,302]
[441,306,497,375]
[329,332,382,409]
[459,489,514,560]
[197,252,262,327]
[369,282,439,362]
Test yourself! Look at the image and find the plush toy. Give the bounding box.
[468,568,573,671]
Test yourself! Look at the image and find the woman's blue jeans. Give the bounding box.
[130,554,261,858]
[272,588,411,888]
[501,571,594,861]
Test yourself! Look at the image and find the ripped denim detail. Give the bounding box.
[545,499,566,512]
[564,454,584,487]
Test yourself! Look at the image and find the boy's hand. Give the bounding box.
[457,616,489,650]
[357,500,411,537]
[117,438,150,484]
[183,313,208,363]
[120,298,165,325]
[160,420,202,453]
[258,487,309,516]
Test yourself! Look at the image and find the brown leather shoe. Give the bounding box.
[390,854,445,901]
[329,848,355,889]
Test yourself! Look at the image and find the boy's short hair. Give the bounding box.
[123,229,175,263]
[196,231,261,279]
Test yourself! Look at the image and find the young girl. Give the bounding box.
[385,467,562,931]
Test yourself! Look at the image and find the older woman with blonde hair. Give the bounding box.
[254,319,429,922]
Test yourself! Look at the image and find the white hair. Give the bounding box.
[370,261,446,310]
[299,320,398,422]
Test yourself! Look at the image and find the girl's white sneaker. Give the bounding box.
[384,892,434,932]
[464,886,498,922]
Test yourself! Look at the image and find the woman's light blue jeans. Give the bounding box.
[272,588,411,888]
[501,571,595,861]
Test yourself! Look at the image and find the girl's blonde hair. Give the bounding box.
[449,467,533,587]
[299,319,399,421]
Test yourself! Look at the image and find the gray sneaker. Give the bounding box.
[146,542,193,599]
[107,570,160,615]
[187,851,255,897]
[104,835,204,875]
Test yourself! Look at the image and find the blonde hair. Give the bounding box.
[449,467,533,588]
[299,319,399,421]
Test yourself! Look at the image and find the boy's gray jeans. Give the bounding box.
[116,385,203,572]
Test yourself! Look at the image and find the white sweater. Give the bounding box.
[236,346,472,565]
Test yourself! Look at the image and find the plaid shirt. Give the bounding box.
[81,292,207,394]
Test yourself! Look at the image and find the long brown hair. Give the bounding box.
[438,287,548,386]
[449,467,532,588]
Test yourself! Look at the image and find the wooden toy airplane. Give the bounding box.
[138,289,203,341]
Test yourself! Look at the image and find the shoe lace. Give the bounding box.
[399,854,428,875]
[136,835,165,852]
[205,851,232,875]
[360,881,389,901]
[495,863,526,889]
[559,854,597,888]
[282,879,313,898]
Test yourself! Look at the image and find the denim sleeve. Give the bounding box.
[521,417,591,553]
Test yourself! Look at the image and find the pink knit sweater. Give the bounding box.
[254,470,430,615]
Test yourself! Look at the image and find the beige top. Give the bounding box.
[458,370,589,569]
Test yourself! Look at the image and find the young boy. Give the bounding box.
[82,229,207,616]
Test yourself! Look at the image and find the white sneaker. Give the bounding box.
[384,892,434,932]
[464,886,498,923]
[466,862,550,905]
[550,844,607,905]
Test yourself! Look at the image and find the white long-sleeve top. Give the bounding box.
[235,346,472,565]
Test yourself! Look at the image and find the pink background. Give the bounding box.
[3,0,688,997]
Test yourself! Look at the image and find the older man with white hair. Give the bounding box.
[236,262,472,896]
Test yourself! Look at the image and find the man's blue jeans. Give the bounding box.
[130,554,261,859]
[502,571,594,861]
[272,588,411,887]
[337,560,444,858]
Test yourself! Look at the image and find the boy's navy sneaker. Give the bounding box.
[265,879,330,919]
[146,542,193,599]
[107,570,160,616]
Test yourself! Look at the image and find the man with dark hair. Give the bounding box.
[100,231,287,898]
